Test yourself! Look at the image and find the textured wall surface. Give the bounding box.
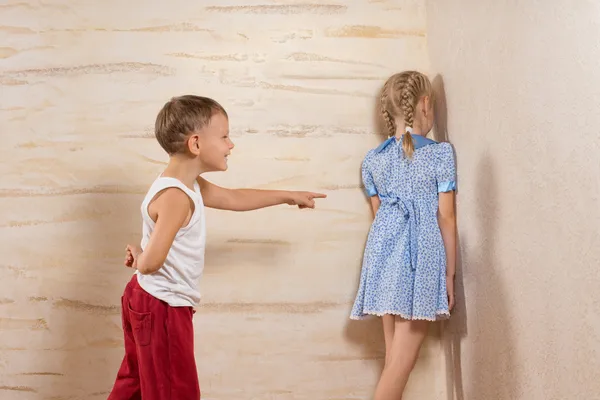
[0,1,449,399]
[427,1,600,399]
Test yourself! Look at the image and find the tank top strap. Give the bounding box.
[148,176,200,201]
[192,179,201,196]
[141,176,202,222]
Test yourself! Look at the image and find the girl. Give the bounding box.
[350,71,457,399]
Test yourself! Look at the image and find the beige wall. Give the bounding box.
[0,1,450,399]
[5,1,596,399]
[427,1,600,399]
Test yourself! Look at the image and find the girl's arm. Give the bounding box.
[369,196,380,218]
[438,191,457,277]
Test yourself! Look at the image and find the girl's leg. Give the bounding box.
[382,315,395,366]
[373,317,429,400]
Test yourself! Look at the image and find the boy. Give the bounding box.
[108,95,325,399]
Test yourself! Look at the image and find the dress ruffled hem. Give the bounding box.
[350,309,450,322]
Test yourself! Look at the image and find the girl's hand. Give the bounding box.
[446,275,455,311]
[124,244,143,269]
[285,191,327,209]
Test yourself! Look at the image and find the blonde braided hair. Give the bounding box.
[380,71,432,159]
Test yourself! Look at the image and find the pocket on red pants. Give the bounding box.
[128,302,152,346]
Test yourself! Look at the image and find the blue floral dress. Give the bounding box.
[350,134,457,321]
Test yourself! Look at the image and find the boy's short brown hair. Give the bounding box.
[154,95,228,155]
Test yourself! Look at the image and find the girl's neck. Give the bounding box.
[161,155,203,190]
[394,121,426,139]
[394,129,424,140]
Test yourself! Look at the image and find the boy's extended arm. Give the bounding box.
[197,176,326,211]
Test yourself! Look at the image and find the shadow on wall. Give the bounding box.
[432,74,467,400]
[433,74,518,399]
[343,234,386,394]
[432,75,449,143]
[467,156,518,400]
[344,315,386,375]
[32,167,143,399]
[83,178,142,399]
[441,234,467,400]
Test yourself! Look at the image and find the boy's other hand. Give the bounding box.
[285,191,327,209]
[124,244,143,269]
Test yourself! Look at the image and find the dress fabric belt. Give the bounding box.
[379,194,418,271]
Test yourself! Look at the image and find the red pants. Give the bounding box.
[108,275,200,400]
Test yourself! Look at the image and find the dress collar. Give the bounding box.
[374,134,437,154]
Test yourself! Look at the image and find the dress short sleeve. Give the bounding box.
[436,143,457,193]
[361,152,378,197]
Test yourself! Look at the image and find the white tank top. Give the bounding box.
[135,176,206,307]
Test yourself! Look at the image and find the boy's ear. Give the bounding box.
[187,134,201,156]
